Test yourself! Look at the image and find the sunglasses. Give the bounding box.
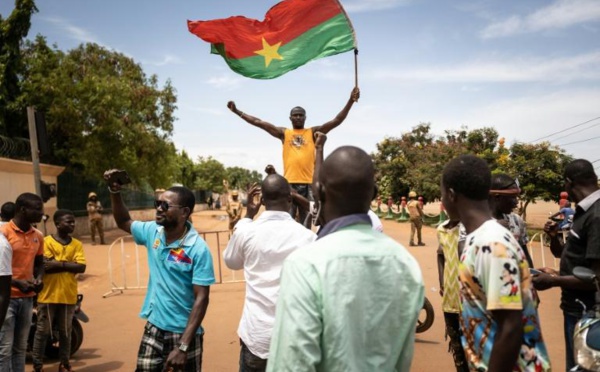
[154,200,183,211]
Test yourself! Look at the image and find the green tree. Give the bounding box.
[176,150,198,189]
[19,38,179,188]
[195,156,226,192]
[373,123,498,203]
[501,142,572,220]
[0,0,38,137]
[225,166,262,190]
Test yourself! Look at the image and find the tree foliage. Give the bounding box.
[194,156,227,193]
[373,123,500,203]
[373,123,572,220]
[0,0,38,137]
[225,166,262,190]
[19,37,179,188]
[501,142,572,220]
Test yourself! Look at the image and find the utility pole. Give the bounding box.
[27,106,46,234]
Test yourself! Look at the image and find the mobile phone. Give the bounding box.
[107,170,131,186]
[530,268,542,275]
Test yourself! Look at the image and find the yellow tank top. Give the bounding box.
[282,128,315,184]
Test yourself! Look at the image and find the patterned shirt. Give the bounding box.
[437,221,465,313]
[459,220,550,371]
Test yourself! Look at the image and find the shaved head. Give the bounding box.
[320,146,374,216]
[262,174,291,202]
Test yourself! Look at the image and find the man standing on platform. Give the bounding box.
[227,87,360,224]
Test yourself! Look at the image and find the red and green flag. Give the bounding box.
[187,0,356,79]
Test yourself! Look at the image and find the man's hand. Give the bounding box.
[543,220,559,238]
[32,278,44,293]
[227,101,237,113]
[245,183,261,220]
[314,132,327,149]
[165,347,187,371]
[350,87,360,102]
[532,272,557,291]
[103,169,125,192]
[265,164,277,175]
[12,279,34,294]
[539,267,559,276]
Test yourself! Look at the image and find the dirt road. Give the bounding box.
[36,201,566,371]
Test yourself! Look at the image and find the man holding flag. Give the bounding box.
[226,88,359,225]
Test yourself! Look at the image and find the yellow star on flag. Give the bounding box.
[254,37,284,67]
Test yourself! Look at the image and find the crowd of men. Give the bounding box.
[0,88,599,372]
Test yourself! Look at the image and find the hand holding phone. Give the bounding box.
[103,169,131,191]
[530,268,542,275]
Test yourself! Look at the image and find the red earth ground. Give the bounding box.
[35,201,566,371]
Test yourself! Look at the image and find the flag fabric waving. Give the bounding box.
[187,0,356,79]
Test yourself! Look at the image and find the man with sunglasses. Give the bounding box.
[104,170,215,372]
[533,159,600,370]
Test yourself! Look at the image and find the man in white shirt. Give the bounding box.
[0,233,11,330]
[224,174,316,371]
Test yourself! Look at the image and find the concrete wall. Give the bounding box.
[0,157,64,235]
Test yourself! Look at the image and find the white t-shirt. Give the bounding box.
[0,232,12,276]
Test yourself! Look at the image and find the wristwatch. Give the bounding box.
[178,342,189,353]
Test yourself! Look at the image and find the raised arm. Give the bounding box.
[103,169,133,233]
[227,101,285,141]
[311,87,360,135]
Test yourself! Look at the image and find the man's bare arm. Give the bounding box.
[103,169,133,233]
[311,87,360,135]
[227,101,285,141]
[0,275,10,329]
[165,285,210,369]
[488,310,523,372]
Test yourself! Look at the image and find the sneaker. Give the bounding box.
[409,242,416,247]
[417,242,426,246]
[58,364,72,372]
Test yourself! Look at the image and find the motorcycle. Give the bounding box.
[416,296,435,333]
[27,294,88,359]
[571,266,600,371]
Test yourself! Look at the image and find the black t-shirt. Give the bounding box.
[560,193,600,315]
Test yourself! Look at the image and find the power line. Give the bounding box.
[530,116,600,142]
[593,159,600,164]
[550,121,600,143]
[557,135,600,147]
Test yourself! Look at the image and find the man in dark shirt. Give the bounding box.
[533,158,600,370]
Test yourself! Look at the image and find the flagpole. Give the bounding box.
[354,48,359,89]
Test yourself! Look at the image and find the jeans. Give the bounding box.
[289,184,313,227]
[32,303,76,368]
[0,297,34,372]
[239,340,267,372]
[564,312,580,371]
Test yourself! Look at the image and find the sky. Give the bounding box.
[2,0,599,174]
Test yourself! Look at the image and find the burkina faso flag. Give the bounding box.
[187,0,356,79]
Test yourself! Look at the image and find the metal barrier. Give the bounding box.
[527,232,560,269]
[103,230,245,298]
[103,236,147,298]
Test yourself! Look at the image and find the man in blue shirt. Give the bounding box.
[104,170,215,371]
